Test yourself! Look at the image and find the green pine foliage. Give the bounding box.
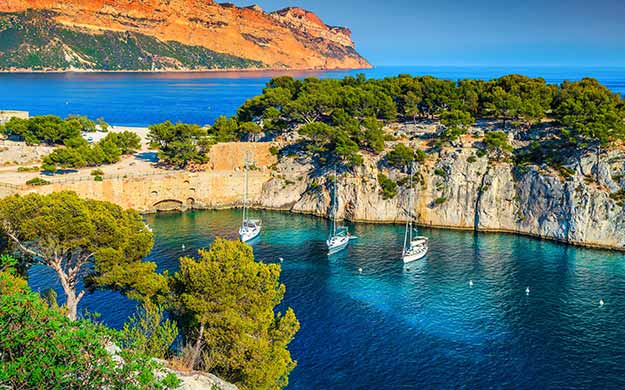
[0,192,164,320]
[377,173,398,199]
[171,238,299,390]
[386,144,417,171]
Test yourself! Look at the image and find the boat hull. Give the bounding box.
[402,248,427,263]
[327,236,349,254]
[239,226,261,242]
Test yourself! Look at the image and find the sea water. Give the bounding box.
[15,65,625,388]
[1,66,624,127]
[28,209,625,388]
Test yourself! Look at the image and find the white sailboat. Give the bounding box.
[327,170,350,254]
[402,163,428,263]
[239,155,261,242]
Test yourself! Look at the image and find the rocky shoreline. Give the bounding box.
[2,135,623,252]
[255,135,625,252]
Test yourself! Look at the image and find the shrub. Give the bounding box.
[467,155,477,163]
[483,131,513,160]
[434,197,447,205]
[25,177,50,186]
[269,145,279,156]
[0,275,180,390]
[377,173,398,199]
[434,168,446,177]
[415,148,427,163]
[17,166,39,172]
[91,169,104,176]
[118,305,178,359]
[386,144,415,170]
[94,175,104,182]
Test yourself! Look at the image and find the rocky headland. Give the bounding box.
[0,0,370,71]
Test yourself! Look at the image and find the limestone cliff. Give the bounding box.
[0,0,370,71]
[258,145,625,251]
[3,140,623,251]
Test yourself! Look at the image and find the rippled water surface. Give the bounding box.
[28,210,625,389]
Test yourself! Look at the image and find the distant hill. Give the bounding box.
[0,1,371,71]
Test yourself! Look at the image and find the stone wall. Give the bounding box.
[0,110,29,125]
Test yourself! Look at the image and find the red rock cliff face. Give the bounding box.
[0,0,371,69]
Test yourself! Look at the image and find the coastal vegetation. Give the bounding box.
[171,238,299,389]
[0,114,99,145]
[233,74,624,166]
[144,74,623,175]
[0,114,143,171]
[0,192,160,320]
[0,258,181,389]
[0,192,299,389]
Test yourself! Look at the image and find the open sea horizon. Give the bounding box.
[0,65,623,127]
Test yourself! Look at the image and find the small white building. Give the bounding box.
[0,110,29,125]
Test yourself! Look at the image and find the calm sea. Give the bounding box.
[18,66,625,388]
[28,210,625,389]
[1,66,624,127]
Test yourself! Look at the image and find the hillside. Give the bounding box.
[0,1,371,71]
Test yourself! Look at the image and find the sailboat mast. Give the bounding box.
[403,162,414,252]
[243,155,248,224]
[408,162,414,243]
[332,169,337,236]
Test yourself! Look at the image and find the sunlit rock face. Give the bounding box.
[0,0,371,70]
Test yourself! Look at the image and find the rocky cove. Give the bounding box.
[5,127,624,252]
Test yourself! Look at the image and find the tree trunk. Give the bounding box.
[191,322,205,370]
[65,289,79,321]
[52,260,84,321]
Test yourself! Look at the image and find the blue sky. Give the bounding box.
[229,0,625,67]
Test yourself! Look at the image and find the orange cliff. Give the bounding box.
[0,0,371,70]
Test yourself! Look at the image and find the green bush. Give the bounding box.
[386,144,415,170]
[25,177,50,186]
[483,131,513,160]
[91,169,104,176]
[17,166,39,172]
[377,173,398,199]
[434,168,446,177]
[434,197,447,205]
[94,175,104,182]
[269,145,279,156]
[118,305,178,359]
[0,273,180,390]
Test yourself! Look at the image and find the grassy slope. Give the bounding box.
[0,11,266,70]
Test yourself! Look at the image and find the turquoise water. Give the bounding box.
[1,66,624,126]
[28,209,625,388]
[14,65,625,387]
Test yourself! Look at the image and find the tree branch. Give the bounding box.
[4,230,45,263]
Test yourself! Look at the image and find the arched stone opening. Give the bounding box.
[153,199,183,212]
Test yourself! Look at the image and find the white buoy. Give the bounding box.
[279,257,284,262]
[525,286,530,295]
[469,280,474,287]
[358,267,363,273]
[599,299,605,306]
[181,244,185,250]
